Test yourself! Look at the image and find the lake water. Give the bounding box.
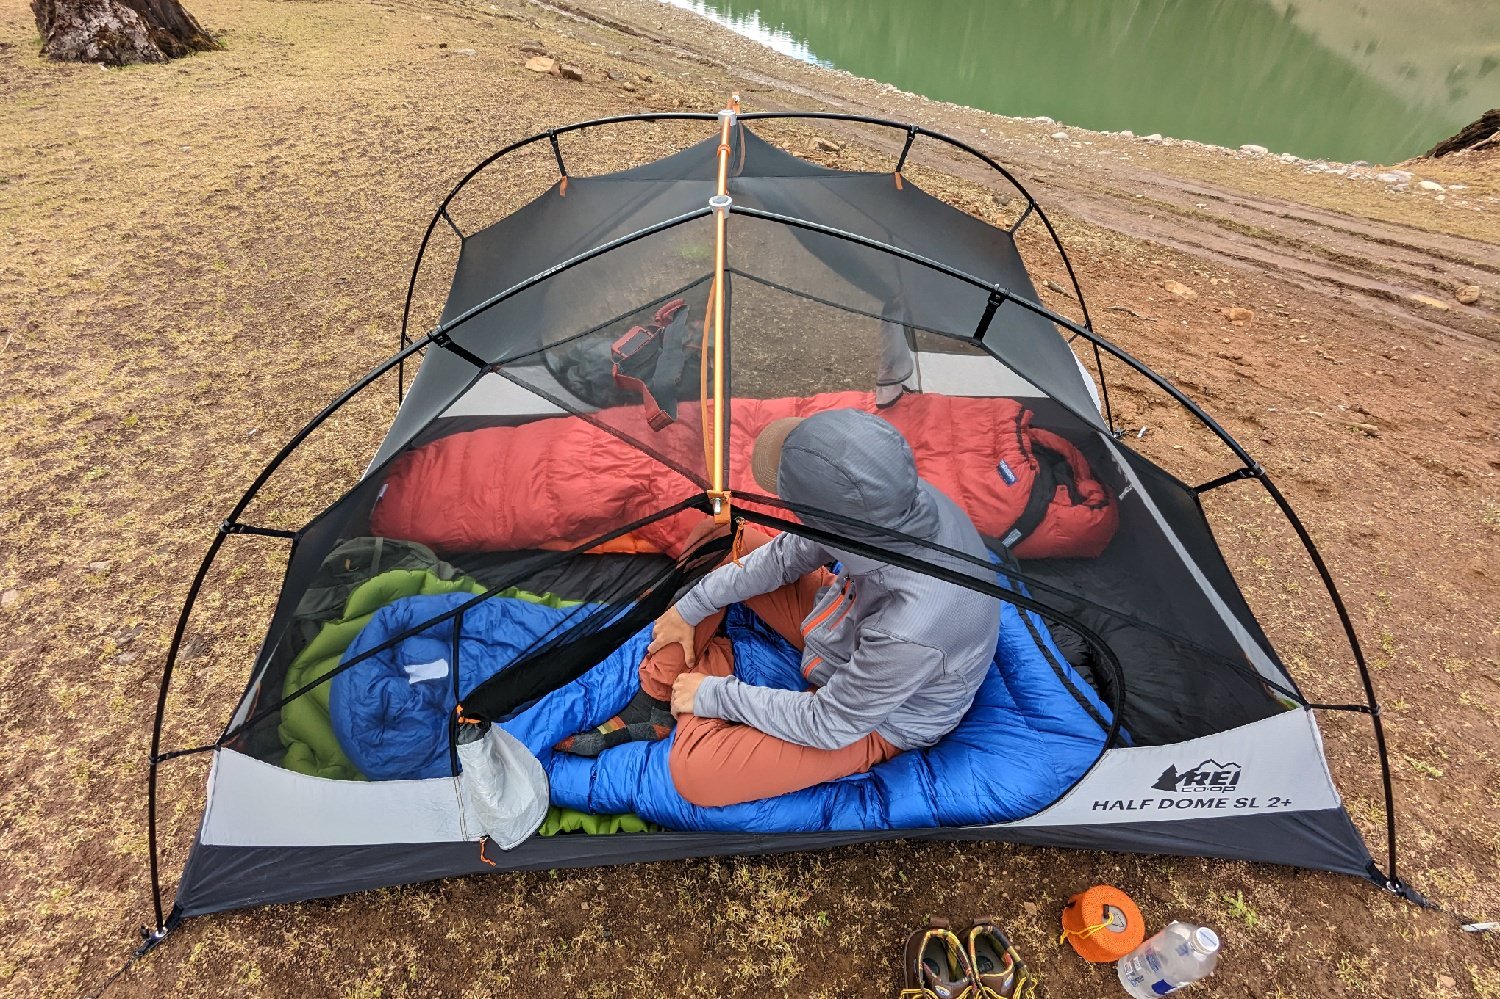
[665,0,1500,164]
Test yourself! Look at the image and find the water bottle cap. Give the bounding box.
[1193,927,1220,953]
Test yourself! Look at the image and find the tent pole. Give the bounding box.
[1257,474,1403,891]
[707,96,739,523]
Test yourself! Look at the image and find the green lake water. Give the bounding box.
[667,0,1500,163]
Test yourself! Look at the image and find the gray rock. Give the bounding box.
[1119,129,1134,138]
[1240,143,1269,155]
[0,590,17,609]
[1050,131,1068,140]
[1418,180,1445,192]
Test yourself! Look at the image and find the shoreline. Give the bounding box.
[645,0,1491,168]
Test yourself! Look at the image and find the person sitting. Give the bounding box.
[558,409,1001,808]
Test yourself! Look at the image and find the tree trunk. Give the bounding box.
[32,0,219,66]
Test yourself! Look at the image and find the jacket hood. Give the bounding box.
[776,409,941,573]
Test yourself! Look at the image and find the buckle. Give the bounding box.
[611,323,661,373]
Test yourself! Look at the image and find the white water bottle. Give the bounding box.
[1116,921,1221,997]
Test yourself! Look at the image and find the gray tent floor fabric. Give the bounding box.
[174,808,1376,919]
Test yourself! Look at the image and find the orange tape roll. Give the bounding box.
[1058,885,1145,963]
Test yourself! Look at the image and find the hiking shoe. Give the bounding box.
[555,689,674,757]
[901,918,977,999]
[962,916,1032,999]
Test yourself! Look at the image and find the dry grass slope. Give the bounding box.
[0,0,1496,996]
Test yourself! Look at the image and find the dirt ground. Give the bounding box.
[1,0,1497,996]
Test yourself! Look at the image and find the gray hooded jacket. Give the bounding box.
[677,409,1001,752]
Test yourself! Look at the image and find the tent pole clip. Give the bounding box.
[1193,466,1261,494]
[973,289,1008,342]
[708,490,732,524]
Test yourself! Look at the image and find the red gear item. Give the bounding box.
[369,392,1118,559]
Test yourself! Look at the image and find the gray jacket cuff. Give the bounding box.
[692,675,733,718]
[674,586,717,626]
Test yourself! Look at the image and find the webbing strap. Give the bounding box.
[999,441,1081,550]
[610,299,691,430]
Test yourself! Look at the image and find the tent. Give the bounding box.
[141,103,1422,950]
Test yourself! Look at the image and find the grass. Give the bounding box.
[0,0,1497,996]
[1221,890,1260,929]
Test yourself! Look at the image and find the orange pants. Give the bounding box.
[640,530,901,808]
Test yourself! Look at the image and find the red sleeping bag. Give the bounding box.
[369,391,1118,560]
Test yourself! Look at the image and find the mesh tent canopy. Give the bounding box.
[140,104,1420,950]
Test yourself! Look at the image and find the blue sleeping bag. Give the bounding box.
[332,591,1114,828]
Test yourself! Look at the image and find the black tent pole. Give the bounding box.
[1257,475,1403,893]
[145,529,227,933]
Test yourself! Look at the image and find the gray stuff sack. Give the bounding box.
[457,723,550,851]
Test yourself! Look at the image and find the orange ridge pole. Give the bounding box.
[707,95,738,523]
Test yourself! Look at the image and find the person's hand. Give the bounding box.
[671,672,707,716]
[647,605,696,665]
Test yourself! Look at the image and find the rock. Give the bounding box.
[1240,143,1268,155]
[524,55,557,74]
[453,48,476,57]
[1418,180,1445,192]
[1050,131,1068,140]
[813,137,842,153]
[1409,294,1450,311]
[519,38,546,55]
[1374,172,1404,183]
[1143,133,1163,142]
[1033,116,1054,125]
[621,81,638,92]
[88,561,112,574]
[1119,129,1133,138]
[605,68,622,80]
[1222,307,1255,323]
[1351,160,1369,167]
[558,64,584,81]
[0,590,17,609]
[1352,422,1380,437]
[1456,285,1481,305]
[1438,975,1456,989]
[1163,280,1197,301]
